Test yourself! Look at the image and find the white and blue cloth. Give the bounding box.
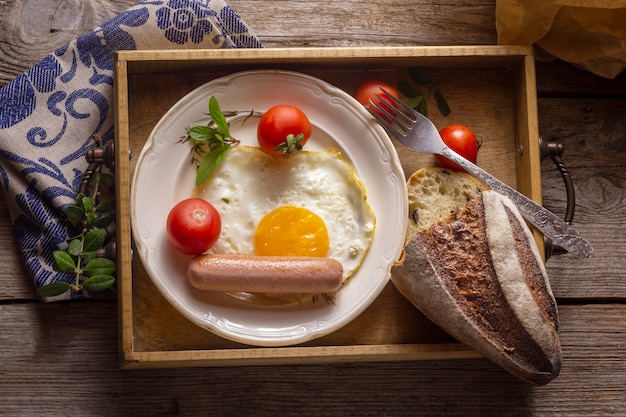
[0,0,262,300]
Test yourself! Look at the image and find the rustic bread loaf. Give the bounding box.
[392,168,562,385]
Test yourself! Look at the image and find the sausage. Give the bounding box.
[187,254,344,293]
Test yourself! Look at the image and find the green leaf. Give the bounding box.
[274,133,304,156]
[83,258,117,276]
[68,239,83,257]
[407,94,425,109]
[83,229,105,252]
[94,215,113,229]
[196,142,231,186]
[53,251,76,272]
[417,98,429,117]
[81,275,116,292]
[81,196,95,213]
[36,282,73,297]
[188,125,219,143]
[434,88,451,116]
[408,67,433,85]
[75,193,86,206]
[96,200,111,213]
[85,212,97,228]
[66,205,85,223]
[209,96,230,137]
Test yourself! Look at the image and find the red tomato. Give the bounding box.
[435,124,480,171]
[257,105,312,158]
[166,198,221,255]
[354,79,400,119]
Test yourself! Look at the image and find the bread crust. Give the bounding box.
[392,189,561,385]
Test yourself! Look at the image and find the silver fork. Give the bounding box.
[368,89,594,259]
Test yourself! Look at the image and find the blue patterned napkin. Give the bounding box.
[0,0,262,301]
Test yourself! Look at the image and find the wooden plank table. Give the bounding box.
[1,1,624,415]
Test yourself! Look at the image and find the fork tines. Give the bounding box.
[366,88,415,140]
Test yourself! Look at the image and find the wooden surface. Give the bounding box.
[1,0,625,415]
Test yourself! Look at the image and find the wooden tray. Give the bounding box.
[113,46,541,369]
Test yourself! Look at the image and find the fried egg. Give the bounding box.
[192,146,376,285]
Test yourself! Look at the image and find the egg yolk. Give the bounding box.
[254,206,330,257]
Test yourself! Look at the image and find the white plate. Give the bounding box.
[131,70,407,347]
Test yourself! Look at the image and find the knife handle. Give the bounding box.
[441,147,594,259]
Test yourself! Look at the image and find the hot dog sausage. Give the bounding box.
[187,254,344,293]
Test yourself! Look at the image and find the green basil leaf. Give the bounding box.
[83,258,117,276]
[188,125,218,143]
[407,95,425,109]
[209,96,230,137]
[83,229,105,252]
[53,251,76,272]
[36,282,73,297]
[196,142,231,186]
[435,88,451,116]
[81,275,116,292]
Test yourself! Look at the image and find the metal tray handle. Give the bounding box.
[540,136,576,259]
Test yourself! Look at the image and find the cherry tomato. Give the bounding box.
[166,198,221,255]
[257,105,312,158]
[354,79,400,119]
[435,124,480,171]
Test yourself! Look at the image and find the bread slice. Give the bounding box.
[405,167,488,245]
[392,168,561,385]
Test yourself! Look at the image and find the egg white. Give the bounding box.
[192,146,376,283]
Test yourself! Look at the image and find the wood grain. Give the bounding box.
[1,0,625,415]
[229,0,499,47]
[0,0,132,84]
[0,302,623,416]
[540,98,626,299]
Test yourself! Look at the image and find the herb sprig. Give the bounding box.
[399,67,451,117]
[36,138,117,298]
[183,96,252,186]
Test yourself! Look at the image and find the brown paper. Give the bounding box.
[496,0,626,79]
